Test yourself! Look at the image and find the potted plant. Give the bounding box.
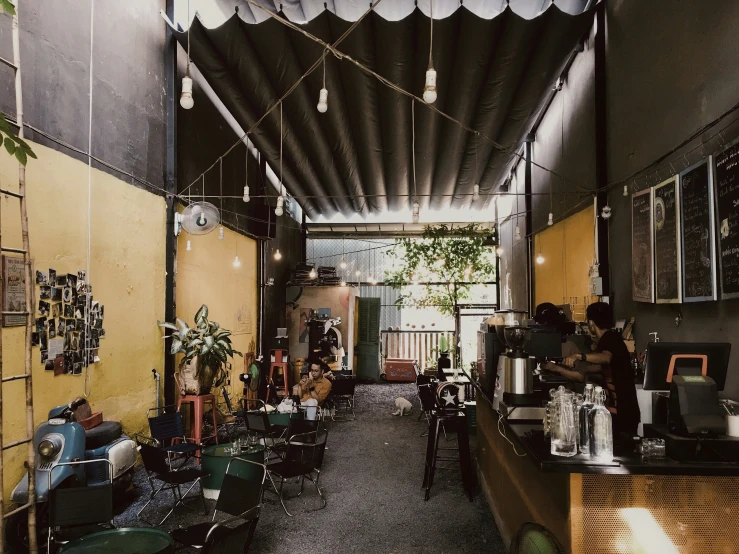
[158,304,242,395]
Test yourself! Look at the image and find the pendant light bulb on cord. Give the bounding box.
[180,74,194,109]
[423,68,437,104]
[275,196,285,217]
[243,185,250,203]
[548,212,554,226]
[473,184,480,201]
[317,87,328,113]
[274,249,282,261]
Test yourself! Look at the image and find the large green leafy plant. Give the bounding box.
[158,304,241,387]
[385,224,496,317]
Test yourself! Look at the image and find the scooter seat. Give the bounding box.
[85,421,122,450]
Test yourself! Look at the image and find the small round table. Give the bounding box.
[59,528,174,553]
[201,443,266,499]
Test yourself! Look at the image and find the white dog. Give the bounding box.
[392,397,413,416]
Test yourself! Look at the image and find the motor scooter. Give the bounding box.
[5,398,137,548]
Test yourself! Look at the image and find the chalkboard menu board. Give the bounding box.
[653,176,681,303]
[714,140,739,300]
[679,159,717,302]
[632,188,654,302]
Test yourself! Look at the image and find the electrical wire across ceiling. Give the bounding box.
[170,2,596,219]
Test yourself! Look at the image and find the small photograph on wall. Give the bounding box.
[38,301,50,317]
[56,275,67,287]
[50,287,62,302]
[35,271,48,285]
[35,317,46,333]
[52,303,62,318]
[48,269,56,286]
[318,308,331,319]
[299,308,310,343]
[63,304,74,318]
[39,286,51,300]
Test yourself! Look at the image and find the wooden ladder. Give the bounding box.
[0,3,38,553]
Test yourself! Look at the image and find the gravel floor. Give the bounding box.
[115,383,506,554]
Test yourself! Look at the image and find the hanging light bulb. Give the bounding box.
[423,68,437,104]
[340,259,347,269]
[180,74,194,109]
[536,253,545,265]
[515,224,521,240]
[473,184,480,201]
[412,201,420,224]
[623,184,629,197]
[275,196,285,217]
[309,267,317,279]
[317,87,328,113]
[274,249,282,261]
[218,226,224,240]
[233,256,241,268]
[243,185,250,203]
[186,240,192,251]
[495,246,504,256]
[548,212,554,226]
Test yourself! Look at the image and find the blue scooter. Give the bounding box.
[6,398,137,549]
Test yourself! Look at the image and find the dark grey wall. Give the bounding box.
[604,0,739,397]
[0,1,167,191]
[510,1,739,396]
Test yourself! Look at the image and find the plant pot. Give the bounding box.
[178,356,217,395]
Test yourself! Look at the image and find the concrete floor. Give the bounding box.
[116,382,506,553]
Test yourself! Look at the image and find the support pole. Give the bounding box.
[164,0,177,407]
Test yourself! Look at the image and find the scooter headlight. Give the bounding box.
[38,436,62,458]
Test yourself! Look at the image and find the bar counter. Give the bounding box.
[474,379,739,553]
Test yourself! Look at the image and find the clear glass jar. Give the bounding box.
[588,386,613,462]
[550,386,578,457]
[579,384,595,455]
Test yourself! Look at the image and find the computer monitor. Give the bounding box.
[643,342,731,391]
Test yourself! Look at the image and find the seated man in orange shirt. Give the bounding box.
[293,357,332,420]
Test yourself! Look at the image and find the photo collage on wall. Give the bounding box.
[33,268,105,376]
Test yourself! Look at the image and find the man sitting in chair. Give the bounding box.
[293,357,332,420]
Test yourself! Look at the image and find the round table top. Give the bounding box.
[202,443,266,458]
[59,527,174,554]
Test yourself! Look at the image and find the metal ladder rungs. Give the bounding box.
[0,56,17,71]
[2,502,32,520]
[2,437,32,450]
[2,374,29,383]
[0,188,23,199]
[1,311,28,316]
[0,247,26,254]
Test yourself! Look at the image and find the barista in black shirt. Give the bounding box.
[563,302,640,437]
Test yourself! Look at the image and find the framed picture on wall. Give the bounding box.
[631,188,654,303]
[653,176,681,303]
[679,158,717,302]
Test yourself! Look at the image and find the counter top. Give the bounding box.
[474,377,739,476]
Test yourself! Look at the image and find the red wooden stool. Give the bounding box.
[177,393,219,447]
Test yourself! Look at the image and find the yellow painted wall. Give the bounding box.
[0,141,166,500]
[534,206,597,321]
[176,224,257,407]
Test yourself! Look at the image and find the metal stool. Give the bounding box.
[422,383,473,501]
[177,394,219,448]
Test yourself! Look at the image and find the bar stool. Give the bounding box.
[423,383,473,501]
[177,394,219,448]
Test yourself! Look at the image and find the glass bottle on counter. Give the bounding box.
[550,386,577,457]
[579,384,595,455]
[588,386,613,463]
